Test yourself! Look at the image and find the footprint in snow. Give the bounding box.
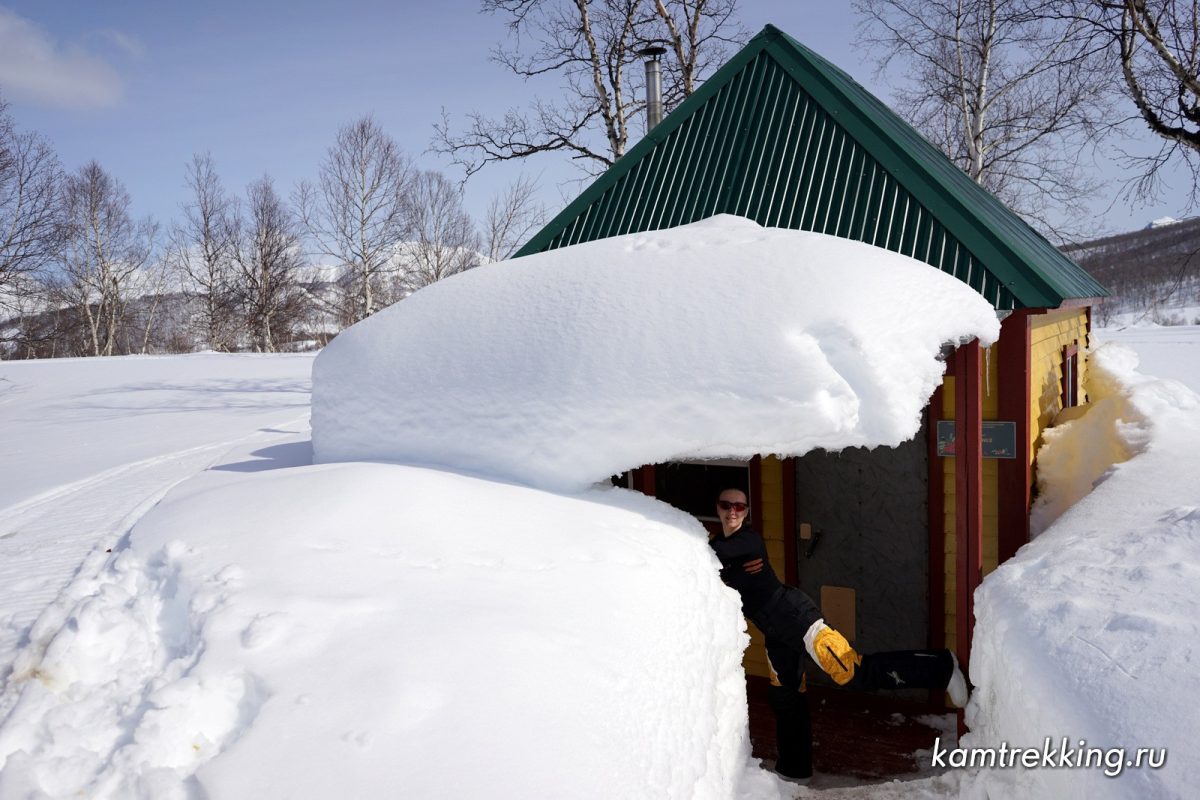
[240,612,287,649]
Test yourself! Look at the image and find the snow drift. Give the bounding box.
[968,344,1200,799]
[0,466,780,799]
[312,215,1000,490]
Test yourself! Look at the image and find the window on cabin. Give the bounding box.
[653,460,751,523]
[1061,342,1080,409]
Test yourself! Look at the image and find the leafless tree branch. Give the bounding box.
[484,174,549,261]
[855,0,1113,239]
[57,161,157,356]
[296,116,415,323]
[433,0,747,179]
[0,96,62,314]
[232,176,309,352]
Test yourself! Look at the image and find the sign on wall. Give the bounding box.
[936,420,1018,459]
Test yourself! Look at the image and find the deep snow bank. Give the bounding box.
[967,345,1200,799]
[0,464,781,800]
[1029,345,1164,535]
[312,215,999,491]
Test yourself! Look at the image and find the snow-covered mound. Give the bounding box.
[968,344,1200,799]
[312,215,1000,490]
[0,465,780,799]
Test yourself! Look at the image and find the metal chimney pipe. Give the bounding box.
[639,45,667,134]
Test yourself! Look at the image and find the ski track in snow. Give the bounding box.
[0,419,307,697]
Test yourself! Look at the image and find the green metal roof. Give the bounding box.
[514,24,1108,311]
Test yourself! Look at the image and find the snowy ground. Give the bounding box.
[1094,323,1200,390]
[0,309,1196,794]
[966,333,1199,800]
[0,354,314,692]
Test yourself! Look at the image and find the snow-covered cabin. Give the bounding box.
[514,25,1108,693]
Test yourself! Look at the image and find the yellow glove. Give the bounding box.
[807,623,861,685]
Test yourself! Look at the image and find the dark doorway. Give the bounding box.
[791,423,930,696]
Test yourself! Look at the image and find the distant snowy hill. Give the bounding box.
[1062,219,1200,326]
[0,239,488,360]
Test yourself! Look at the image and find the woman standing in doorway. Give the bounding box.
[708,488,968,782]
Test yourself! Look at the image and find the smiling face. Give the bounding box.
[716,489,749,536]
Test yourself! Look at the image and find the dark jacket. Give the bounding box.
[708,524,784,617]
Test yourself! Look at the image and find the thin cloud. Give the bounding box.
[0,8,123,109]
[90,28,146,59]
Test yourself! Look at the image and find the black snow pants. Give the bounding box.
[752,585,956,779]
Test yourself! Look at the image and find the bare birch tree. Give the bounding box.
[1,97,62,315]
[855,0,1111,237]
[433,0,747,178]
[127,250,174,355]
[1047,1,1200,203]
[169,153,239,350]
[404,170,481,292]
[58,161,156,356]
[483,174,548,261]
[651,0,744,106]
[232,176,308,352]
[296,116,414,323]
[0,273,58,357]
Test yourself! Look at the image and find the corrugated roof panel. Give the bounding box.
[817,128,846,234]
[514,25,1105,310]
[647,100,694,230]
[836,145,868,240]
[677,80,731,224]
[880,174,902,249]
[684,71,730,223]
[672,96,719,226]
[769,96,815,229]
[751,61,794,215]
[764,29,1105,305]
[716,56,770,216]
[616,148,655,235]
[792,115,823,230]
[731,65,778,216]
[645,107,692,229]
[609,157,641,237]
[591,184,622,243]
[756,69,799,221]
[911,206,930,262]
[848,146,874,236]
[902,201,921,260]
[809,123,842,232]
[862,162,887,246]
[566,201,591,246]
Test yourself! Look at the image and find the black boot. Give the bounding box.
[767,683,812,780]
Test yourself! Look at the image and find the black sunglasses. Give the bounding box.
[717,500,748,513]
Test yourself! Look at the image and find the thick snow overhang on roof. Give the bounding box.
[515,24,1108,311]
[313,216,1000,492]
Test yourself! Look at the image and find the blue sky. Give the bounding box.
[0,1,1188,241]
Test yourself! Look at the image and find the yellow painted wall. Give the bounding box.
[745,456,786,678]
[1030,309,1091,455]
[941,309,1090,650]
[939,342,999,654]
